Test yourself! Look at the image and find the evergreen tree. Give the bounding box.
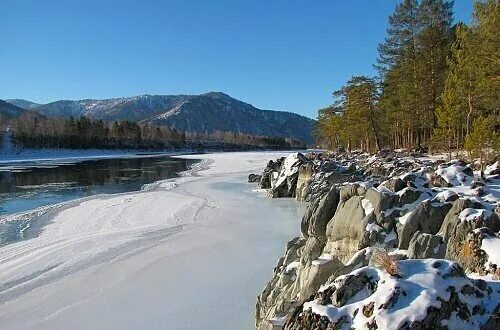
[465,116,497,174]
[316,76,383,152]
[470,0,500,128]
[416,0,454,138]
[377,0,454,148]
[433,81,462,159]
[377,0,421,148]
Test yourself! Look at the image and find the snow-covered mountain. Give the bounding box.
[11,92,315,143]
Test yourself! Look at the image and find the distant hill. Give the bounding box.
[9,92,315,143]
[5,99,41,110]
[0,99,28,119]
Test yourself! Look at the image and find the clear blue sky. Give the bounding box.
[0,0,473,119]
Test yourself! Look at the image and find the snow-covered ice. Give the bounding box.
[0,151,305,329]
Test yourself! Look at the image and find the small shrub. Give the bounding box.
[493,268,500,281]
[372,249,401,277]
[458,236,486,274]
[459,239,476,270]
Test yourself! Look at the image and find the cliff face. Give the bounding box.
[255,152,500,330]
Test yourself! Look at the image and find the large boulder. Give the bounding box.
[324,195,368,262]
[260,159,282,189]
[269,153,310,198]
[438,199,497,262]
[398,201,452,249]
[248,173,262,183]
[295,163,314,201]
[407,231,446,259]
[398,187,421,206]
[384,178,406,193]
[364,188,397,216]
[256,237,306,329]
[301,186,340,242]
[439,198,486,241]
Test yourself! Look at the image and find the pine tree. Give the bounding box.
[316,76,383,152]
[377,0,454,148]
[470,0,500,128]
[465,116,496,174]
[433,74,463,159]
[445,24,479,137]
[343,76,383,152]
[416,0,454,140]
[377,0,421,149]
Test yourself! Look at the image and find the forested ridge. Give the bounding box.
[315,0,499,160]
[4,113,305,150]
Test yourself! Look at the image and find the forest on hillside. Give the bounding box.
[3,113,305,150]
[315,0,499,161]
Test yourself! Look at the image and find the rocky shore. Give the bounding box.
[251,151,500,330]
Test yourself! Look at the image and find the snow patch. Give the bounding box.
[361,198,374,216]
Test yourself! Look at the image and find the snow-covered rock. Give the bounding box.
[287,259,500,330]
[259,153,311,198]
[256,151,500,329]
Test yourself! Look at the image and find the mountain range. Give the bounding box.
[0,99,32,119]
[4,92,315,143]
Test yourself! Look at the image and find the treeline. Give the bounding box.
[9,113,305,150]
[316,0,499,159]
[184,130,304,149]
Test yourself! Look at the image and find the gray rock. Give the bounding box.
[481,304,500,330]
[365,188,397,215]
[270,172,299,198]
[301,236,324,265]
[429,173,452,188]
[471,180,485,189]
[344,163,356,174]
[330,273,374,307]
[295,163,314,201]
[407,231,446,259]
[248,173,262,183]
[385,178,406,193]
[439,198,484,241]
[325,196,367,262]
[339,184,360,203]
[301,186,340,242]
[268,153,311,198]
[319,161,337,173]
[437,199,500,267]
[398,187,421,206]
[398,201,452,249]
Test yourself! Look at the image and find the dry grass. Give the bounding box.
[493,268,500,281]
[459,239,481,272]
[372,249,401,277]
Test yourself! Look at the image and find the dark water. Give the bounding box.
[0,155,198,216]
[0,155,199,244]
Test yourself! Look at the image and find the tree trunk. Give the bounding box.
[448,138,452,161]
[369,122,381,152]
[467,95,473,137]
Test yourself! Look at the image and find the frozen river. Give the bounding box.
[0,155,197,245]
[0,151,305,329]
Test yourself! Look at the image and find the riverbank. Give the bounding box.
[0,151,305,329]
[0,131,305,164]
[253,152,500,329]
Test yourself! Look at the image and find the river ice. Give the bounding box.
[0,151,305,329]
